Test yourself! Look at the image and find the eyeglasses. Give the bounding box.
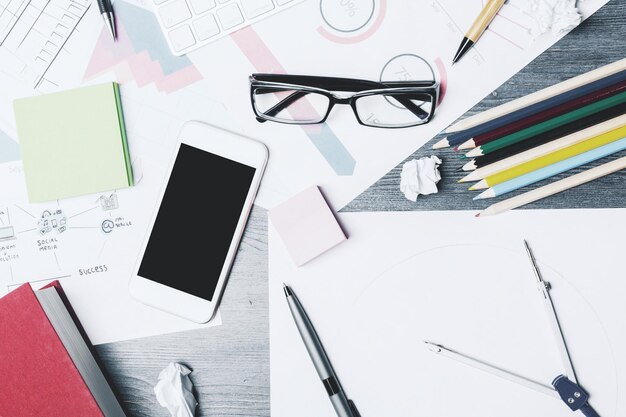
[249,74,440,129]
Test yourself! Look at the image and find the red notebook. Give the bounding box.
[0,283,125,417]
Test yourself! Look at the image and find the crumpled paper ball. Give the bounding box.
[400,156,442,201]
[154,362,198,417]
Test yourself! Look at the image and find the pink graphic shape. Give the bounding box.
[84,24,202,94]
[230,27,356,175]
[434,57,448,105]
[231,27,287,74]
[317,0,387,44]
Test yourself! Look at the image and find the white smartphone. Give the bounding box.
[129,121,268,323]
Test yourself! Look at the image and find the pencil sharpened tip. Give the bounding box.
[462,160,477,171]
[424,341,442,353]
[282,283,292,297]
[432,138,449,149]
[459,174,471,183]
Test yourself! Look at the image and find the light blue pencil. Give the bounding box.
[474,136,626,199]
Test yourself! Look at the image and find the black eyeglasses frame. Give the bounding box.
[249,73,440,129]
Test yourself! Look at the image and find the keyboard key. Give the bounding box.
[240,0,274,19]
[216,3,244,29]
[159,0,192,28]
[155,0,303,55]
[168,25,196,51]
[193,14,220,40]
[189,0,216,14]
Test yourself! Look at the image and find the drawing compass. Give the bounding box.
[425,240,600,417]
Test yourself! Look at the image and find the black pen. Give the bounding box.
[283,284,361,417]
[98,0,116,41]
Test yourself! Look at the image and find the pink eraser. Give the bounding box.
[269,186,347,266]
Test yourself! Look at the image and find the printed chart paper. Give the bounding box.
[192,0,611,209]
[0,138,223,345]
[0,1,233,343]
[270,210,626,417]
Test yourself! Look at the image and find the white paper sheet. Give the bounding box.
[0,0,235,343]
[191,0,610,209]
[0,129,223,345]
[0,0,105,153]
[269,210,626,417]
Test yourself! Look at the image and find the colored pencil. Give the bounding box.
[466,91,626,157]
[457,80,626,150]
[477,155,626,216]
[460,115,626,180]
[445,58,626,134]
[433,69,626,149]
[475,137,626,200]
[461,103,626,171]
[468,125,626,189]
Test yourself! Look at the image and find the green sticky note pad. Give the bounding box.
[14,83,133,202]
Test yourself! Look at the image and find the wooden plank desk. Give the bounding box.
[95,2,626,415]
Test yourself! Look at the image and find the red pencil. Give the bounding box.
[457,79,626,150]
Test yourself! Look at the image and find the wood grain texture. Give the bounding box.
[347,0,626,213]
[95,207,269,417]
[95,1,625,416]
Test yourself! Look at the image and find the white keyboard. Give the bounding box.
[154,0,305,56]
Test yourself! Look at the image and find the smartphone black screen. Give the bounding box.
[138,143,256,300]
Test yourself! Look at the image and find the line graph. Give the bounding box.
[430,0,535,64]
[0,0,91,90]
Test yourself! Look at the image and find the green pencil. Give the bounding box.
[466,90,626,157]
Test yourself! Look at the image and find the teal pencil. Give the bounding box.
[475,136,626,199]
[466,90,626,157]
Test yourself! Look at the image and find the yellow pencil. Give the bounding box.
[477,155,626,216]
[453,0,506,64]
[459,115,626,180]
[468,125,626,190]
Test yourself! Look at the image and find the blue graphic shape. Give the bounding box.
[117,1,355,175]
[0,130,20,163]
[117,0,195,75]
[302,124,356,176]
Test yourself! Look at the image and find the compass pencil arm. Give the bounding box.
[524,240,578,382]
[424,342,557,398]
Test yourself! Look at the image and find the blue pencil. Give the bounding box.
[434,69,626,149]
[474,136,626,199]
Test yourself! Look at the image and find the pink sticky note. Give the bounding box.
[269,186,347,266]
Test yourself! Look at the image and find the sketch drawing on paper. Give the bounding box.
[0,190,138,294]
[0,0,91,90]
